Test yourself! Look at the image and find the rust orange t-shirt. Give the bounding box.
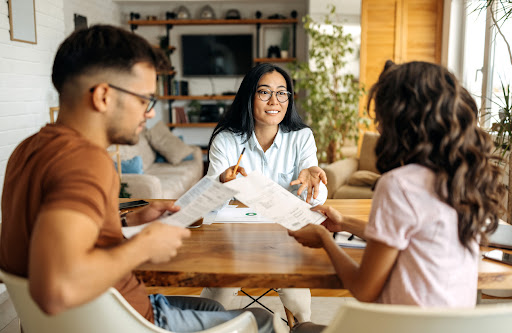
[0,124,154,323]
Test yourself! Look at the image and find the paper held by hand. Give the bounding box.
[122,176,238,238]
[224,171,326,231]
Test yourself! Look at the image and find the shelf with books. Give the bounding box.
[129,18,298,27]
[254,57,296,63]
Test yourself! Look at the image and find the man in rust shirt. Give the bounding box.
[0,25,272,333]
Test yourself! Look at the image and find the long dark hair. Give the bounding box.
[368,60,505,249]
[208,63,308,150]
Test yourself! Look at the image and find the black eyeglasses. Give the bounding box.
[89,84,157,113]
[256,88,291,103]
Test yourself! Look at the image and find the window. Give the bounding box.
[462,0,512,128]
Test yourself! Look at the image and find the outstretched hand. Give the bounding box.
[128,201,180,226]
[288,224,330,248]
[290,166,328,203]
[311,205,344,233]
[219,165,248,183]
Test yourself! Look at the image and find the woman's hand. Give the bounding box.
[219,165,247,183]
[290,166,328,203]
[311,205,344,233]
[126,201,180,226]
[288,224,330,248]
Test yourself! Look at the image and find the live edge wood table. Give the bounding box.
[126,199,512,291]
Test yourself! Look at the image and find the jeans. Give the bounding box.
[149,294,274,333]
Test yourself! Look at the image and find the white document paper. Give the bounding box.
[224,171,326,230]
[122,176,238,238]
[213,206,274,223]
[334,232,367,249]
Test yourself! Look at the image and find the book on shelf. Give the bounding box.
[171,107,188,124]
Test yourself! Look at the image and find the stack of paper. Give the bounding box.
[334,232,366,249]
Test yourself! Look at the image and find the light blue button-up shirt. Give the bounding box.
[208,128,328,206]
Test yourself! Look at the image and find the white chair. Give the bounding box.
[274,300,512,333]
[0,269,258,333]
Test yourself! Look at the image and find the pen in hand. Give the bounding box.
[233,147,246,175]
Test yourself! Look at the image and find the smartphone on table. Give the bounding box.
[119,200,149,210]
[483,249,512,266]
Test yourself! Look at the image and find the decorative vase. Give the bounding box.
[280,50,289,59]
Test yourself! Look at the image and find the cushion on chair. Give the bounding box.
[146,121,195,165]
[347,170,380,186]
[358,132,380,174]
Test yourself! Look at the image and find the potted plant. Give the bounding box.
[280,28,290,59]
[477,1,512,222]
[187,100,202,123]
[291,5,366,164]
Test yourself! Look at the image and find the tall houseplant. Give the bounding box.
[478,1,512,222]
[291,5,366,163]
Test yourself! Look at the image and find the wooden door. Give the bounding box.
[359,0,444,128]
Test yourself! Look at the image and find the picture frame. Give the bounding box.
[7,0,37,44]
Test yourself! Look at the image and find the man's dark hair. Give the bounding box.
[52,25,169,93]
[208,63,308,150]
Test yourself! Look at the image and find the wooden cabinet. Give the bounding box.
[359,0,444,126]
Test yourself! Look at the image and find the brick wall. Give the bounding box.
[0,0,121,219]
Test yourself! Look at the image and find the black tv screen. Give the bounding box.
[181,34,253,76]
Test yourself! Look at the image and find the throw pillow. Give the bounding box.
[347,170,380,187]
[154,151,193,163]
[146,121,195,165]
[114,156,144,174]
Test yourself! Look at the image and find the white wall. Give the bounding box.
[0,0,65,204]
[64,0,122,36]
[0,0,122,217]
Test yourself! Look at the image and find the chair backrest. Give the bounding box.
[0,269,257,333]
[324,301,512,333]
[358,132,380,174]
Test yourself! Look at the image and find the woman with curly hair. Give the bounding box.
[289,60,504,330]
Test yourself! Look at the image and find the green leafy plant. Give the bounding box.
[188,100,202,123]
[291,5,367,163]
[490,82,512,222]
[477,1,512,222]
[119,182,131,198]
[280,28,290,52]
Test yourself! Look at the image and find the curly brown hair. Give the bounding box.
[367,60,505,249]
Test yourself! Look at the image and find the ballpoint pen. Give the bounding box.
[233,147,246,175]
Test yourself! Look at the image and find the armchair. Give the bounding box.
[323,132,380,199]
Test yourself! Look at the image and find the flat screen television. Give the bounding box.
[181,34,253,76]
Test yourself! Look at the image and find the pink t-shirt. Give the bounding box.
[364,164,478,307]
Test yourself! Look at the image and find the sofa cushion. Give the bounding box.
[348,170,380,187]
[115,156,144,174]
[358,132,380,174]
[117,129,156,171]
[146,121,195,165]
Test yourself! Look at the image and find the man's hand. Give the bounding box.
[135,223,191,264]
[290,166,328,203]
[126,201,180,226]
[219,165,247,183]
[311,205,344,233]
[288,224,330,248]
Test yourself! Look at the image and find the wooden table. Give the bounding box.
[131,199,512,290]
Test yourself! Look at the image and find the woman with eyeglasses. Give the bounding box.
[201,63,328,323]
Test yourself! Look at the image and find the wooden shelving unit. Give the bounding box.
[254,57,296,63]
[129,18,298,26]
[158,95,235,101]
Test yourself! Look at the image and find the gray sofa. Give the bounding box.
[323,132,380,199]
[115,122,203,199]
